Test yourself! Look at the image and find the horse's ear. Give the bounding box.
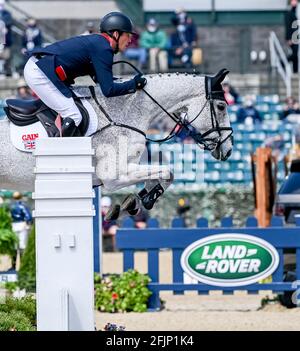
[212,68,230,87]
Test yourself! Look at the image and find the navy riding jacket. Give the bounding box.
[30,34,136,98]
[10,201,32,223]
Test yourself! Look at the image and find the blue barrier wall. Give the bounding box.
[116,216,300,310]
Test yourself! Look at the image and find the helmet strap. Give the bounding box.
[107,31,122,53]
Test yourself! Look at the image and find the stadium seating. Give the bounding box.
[0,100,6,119]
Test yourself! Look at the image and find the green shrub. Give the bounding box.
[0,206,13,230]
[0,310,35,331]
[4,282,18,295]
[0,296,36,327]
[18,226,36,292]
[95,270,152,313]
[0,207,18,259]
[0,229,18,258]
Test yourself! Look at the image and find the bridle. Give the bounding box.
[188,76,233,151]
[89,61,233,151]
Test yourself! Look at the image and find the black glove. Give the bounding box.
[134,74,147,90]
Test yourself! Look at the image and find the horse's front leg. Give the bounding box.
[100,163,172,192]
[119,164,174,216]
[101,163,173,220]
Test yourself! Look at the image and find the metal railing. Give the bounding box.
[5,0,57,43]
[269,31,292,98]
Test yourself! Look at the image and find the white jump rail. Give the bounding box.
[33,137,95,331]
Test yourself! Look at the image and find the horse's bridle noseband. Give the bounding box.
[89,61,233,151]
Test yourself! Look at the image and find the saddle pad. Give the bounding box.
[9,95,98,153]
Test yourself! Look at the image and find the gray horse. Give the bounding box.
[0,69,233,218]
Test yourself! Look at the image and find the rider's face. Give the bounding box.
[117,32,132,51]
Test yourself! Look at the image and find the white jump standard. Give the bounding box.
[33,137,95,331]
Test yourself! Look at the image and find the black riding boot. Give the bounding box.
[61,117,79,137]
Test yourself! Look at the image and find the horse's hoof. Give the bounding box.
[128,208,141,216]
[120,194,139,212]
[104,204,120,221]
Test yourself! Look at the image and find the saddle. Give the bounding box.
[4,96,89,137]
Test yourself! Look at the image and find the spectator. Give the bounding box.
[123,29,147,70]
[21,18,43,63]
[101,196,119,251]
[285,0,299,73]
[169,22,195,68]
[264,135,285,159]
[171,8,188,27]
[169,8,197,69]
[236,97,262,124]
[140,18,168,73]
[0,0,13,76]
[281,96,300,119]
[176,197,191,227]
[16,78,35,100]
[222,82,239,105]
[171,9,197,45]
[81,21,97,36]
[132,208,149,229]
[185,17,197,47]
[10,192,32,256]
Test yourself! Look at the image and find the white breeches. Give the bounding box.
[23,56,82,126]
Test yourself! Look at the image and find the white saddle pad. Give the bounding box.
[9,95,98,153]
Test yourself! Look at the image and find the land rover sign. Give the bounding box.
[180,234,280,287]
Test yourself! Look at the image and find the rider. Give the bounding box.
[23,12,147,137]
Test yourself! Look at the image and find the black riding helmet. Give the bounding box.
[100,12,135,35]
[100,12,135,53]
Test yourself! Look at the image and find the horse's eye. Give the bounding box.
[217,103,226,111]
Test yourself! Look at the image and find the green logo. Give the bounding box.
[180,234,279,287]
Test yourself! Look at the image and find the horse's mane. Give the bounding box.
[146,71,203,77]
[114,72,204,84]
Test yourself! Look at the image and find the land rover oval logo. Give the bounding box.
[180,234,280,287]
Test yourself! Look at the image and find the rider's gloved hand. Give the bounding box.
[134,74,147,90]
